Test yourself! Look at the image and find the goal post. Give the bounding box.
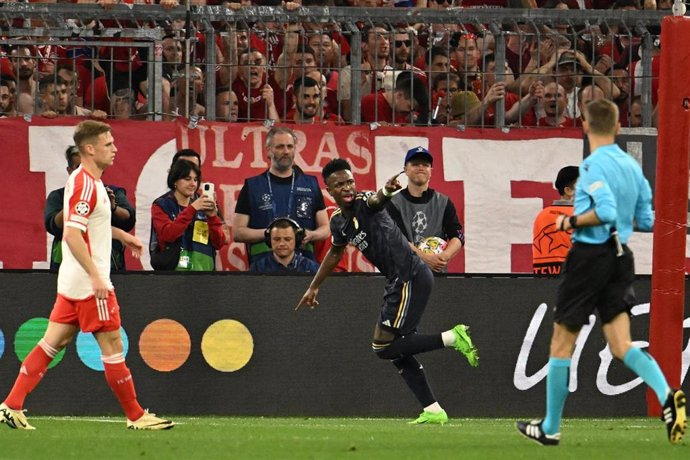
[648,14,690,416]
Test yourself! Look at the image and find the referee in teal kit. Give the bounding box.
[517,98,686,446]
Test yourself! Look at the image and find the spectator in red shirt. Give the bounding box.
[232,50,281,122]
[524,81,576,127]
[361,71,429,126]
[286,76,341,124]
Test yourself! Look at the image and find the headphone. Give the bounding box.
[264,217,306,248]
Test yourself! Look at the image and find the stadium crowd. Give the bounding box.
[0,0,666,127]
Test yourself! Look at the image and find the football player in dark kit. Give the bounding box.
[296,158,479,425]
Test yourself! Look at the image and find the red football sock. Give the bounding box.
[102,355,144,421]
[5,339,56,410]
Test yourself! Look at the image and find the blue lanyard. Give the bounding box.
[266,170,295,219]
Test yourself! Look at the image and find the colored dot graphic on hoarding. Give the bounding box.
[201,320,254,372]
[76,328,129,371]
[4,319,255,373]
[139,319,191,372]
[14,318,66,368]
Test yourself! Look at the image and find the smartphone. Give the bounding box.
[202,182,215,198]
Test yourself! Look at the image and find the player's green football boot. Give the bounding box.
[409,409,448,425]
[452,324,479,367]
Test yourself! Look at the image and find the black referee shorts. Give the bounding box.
[555,240,636,330]
[378,265,434,336]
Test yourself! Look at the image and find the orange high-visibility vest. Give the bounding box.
[532,202,574,275]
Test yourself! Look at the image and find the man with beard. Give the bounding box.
[611,65,633,126]
[231,50,282,122]
[286,77,339,124]
[11,45,37,114]
[386,147,464,273]
[232,127,330,264]
[0,79,16,117]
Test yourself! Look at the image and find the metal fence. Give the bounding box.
[0,3,672,127]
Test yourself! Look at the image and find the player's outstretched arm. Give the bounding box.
[296,244,346,310]
[367,171,403,211]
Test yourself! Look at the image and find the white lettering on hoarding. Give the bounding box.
[514,302,690,395]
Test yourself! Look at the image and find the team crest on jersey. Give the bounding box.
[74,201,90,216]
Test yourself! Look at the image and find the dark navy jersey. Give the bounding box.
[330,191,423,281]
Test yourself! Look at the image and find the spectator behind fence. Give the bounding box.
[286,76,341,124]
[38,75,108,119]
[454,33,483,99]
[249,217,321,273]
[361,71,429,125]
[629,95,642,128]
[0,79,16,117]
[37,76,69,117]
[150,159,225,271]
[232,50,282,122]
[575,84,606,126]
[532,165,578,275]
[233,127,329,264]
[430,72,460,125]
[11,45,38,114]
[522,81,575,127]
[338,23,392,122]
[216,87,239,122]
[45,145,135,272]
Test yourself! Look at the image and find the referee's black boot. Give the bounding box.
[516,420,560,446]
[662,389,687,445]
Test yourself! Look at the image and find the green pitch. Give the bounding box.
[0,417,687,459]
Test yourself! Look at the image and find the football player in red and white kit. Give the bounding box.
[0,121,174,431]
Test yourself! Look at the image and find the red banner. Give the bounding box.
[1,117,590,273]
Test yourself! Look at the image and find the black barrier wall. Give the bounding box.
[0,273,688,417]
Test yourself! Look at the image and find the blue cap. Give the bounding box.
[404,146,433,166]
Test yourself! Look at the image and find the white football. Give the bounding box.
[417,236,448,255]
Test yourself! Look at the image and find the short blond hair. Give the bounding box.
[73,120,111,151]
[583,99,619,136]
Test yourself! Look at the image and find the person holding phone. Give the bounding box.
[150,159,226,271]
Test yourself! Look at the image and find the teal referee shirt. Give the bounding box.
[572,143,654,245]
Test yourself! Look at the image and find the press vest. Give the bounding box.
[151,192,217,271]
[245,169,321,259]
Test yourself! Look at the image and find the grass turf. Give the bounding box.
[0,417,688,459]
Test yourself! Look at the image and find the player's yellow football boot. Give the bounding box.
[0,402,35,430]
[127,409,175,430]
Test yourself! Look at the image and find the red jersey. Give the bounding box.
[360,92,411,124]
[232,75,284,121]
